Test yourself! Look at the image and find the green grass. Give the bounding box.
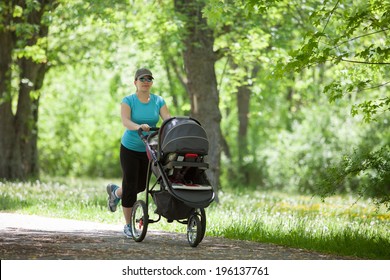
[1,177,389,259]
[210,190,390,259]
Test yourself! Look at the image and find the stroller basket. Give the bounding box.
[152,191,193,220]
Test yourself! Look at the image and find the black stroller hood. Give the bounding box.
[158,117,209,157]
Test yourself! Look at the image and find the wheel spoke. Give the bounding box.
[131,200,148,242]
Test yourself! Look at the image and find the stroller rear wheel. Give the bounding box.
[187,214,202,247]
[131,200,148,242]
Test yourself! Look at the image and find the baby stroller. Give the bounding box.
[131,116,215,247]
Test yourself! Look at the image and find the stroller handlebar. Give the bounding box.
[137,127,159,141]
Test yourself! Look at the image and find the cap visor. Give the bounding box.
[137,74,154,79]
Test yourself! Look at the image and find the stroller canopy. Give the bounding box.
[158,117,209,157]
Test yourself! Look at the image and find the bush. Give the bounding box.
[256,104,364,193]
[317,118,390,209]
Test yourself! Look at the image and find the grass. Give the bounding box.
[214,191,390,259]
[1,177,389,259]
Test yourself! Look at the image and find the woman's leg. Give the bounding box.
[120,145,148,223]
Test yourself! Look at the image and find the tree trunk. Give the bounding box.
[0,0,52,180]
[10,58,46,179]
[236,84,250,183]
[233,65,259,184]
[174,0,222,191]
[0,1,16,179]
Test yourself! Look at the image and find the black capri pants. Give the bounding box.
[120,144,150,208]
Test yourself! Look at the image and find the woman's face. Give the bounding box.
[135,76,153,92]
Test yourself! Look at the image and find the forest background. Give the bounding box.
[0,0,389,210]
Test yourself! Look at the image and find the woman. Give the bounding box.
[106,68,171,238]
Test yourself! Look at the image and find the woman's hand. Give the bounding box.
[139,124,150,131]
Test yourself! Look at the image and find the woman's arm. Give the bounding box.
[121,103,149,131]
[160,104,171,121]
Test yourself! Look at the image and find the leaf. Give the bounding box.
[324,82,343,103]
[13,5,23,18]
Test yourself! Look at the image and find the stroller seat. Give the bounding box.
[163,152,211,189]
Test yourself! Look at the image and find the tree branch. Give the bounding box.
[357,81,390,93]
[340,58,390,65]
[322,0,340,34]
[336,28,390,48]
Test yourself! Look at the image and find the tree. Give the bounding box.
[0,0,57,180]
[0,0,130,180]
[173,0,223,190]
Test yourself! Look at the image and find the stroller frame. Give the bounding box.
[130,117,215,247]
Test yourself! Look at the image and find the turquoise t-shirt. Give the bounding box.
[121,93,165,152]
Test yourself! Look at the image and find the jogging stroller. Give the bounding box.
[131,116,215,247]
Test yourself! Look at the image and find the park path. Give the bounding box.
[0,213,353,260]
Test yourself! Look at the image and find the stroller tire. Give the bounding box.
[131,200,148,242]
[197,208,206,242]
[187,214,202,247]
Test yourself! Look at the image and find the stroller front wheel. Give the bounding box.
[187,214,202,247]
[196,208,207,242]
[131,200,148,242]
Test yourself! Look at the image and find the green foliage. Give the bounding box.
[279,0,390,121]
[47,0,131,68]
[317,3,389,202]
[317,118,390,209]
[229,98,390,208]
[351,97,390,123]
[38,66,123,177]
[260,105,362,190]
[37,0,187,178]
[232,0,390,207]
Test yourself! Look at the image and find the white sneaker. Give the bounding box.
[106,184,120,212]
[123,224,133,238]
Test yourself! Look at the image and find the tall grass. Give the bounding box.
[1,178,389,259]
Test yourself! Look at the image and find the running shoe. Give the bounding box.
[106,183,120,212]
[123,224,133,238]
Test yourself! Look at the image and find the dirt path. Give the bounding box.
[0,213,353,260]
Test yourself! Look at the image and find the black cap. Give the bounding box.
[135,68,154,80]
